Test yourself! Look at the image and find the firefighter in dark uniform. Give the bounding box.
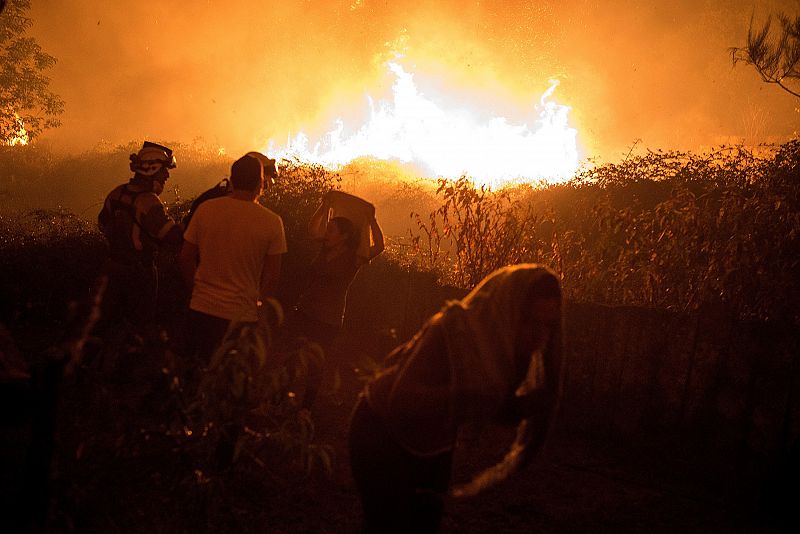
[97,142,184,331]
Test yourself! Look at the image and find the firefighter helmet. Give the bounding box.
[129,142,177,177]
[245,151,278,187]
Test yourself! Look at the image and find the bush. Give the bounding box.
[0,209,105,328]
[408,141,800,323]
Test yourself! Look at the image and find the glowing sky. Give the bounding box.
[28,0,799,168]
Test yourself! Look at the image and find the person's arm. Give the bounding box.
[451,377,560,498]
[307,193,331,240]
[451,420,533,498]
[259,253,282,302]
[138,194,184,247]
[178,241,199,292]
[97,196,112,236]
[368,216,385,260]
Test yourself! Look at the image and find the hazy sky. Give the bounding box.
[28,0,799,162]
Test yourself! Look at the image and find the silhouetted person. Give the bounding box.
[179,153,286,367]
[97,142,183,332]
[179,153,286,470]
[286,191,384,409]
[348,264,563,533]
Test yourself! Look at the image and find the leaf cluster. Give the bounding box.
[40,297,334,530]
[0,0,64,143]
[165,302,333,479]
[0,208,105,326]
[261,157,342,244]
[409,177,550,288]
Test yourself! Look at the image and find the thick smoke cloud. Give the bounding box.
[30,0,799,162]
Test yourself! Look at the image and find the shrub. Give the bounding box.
[408,141,800,323]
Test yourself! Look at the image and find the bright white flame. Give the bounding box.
[269,62,579,187]
[7,112,29,146]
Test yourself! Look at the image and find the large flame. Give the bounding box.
[7,112,29,146]
[268,63,579,188]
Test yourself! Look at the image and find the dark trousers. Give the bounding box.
[98,258,157,331]
[182,309,243,471]
[284,309,339,409]
[348,396,453,534]
[183,309,231,366]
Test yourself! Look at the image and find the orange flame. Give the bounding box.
[7,112,29,146]
[267,62,580,187]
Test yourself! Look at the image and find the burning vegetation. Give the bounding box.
[2,0,800,531]
[269,62,580,188]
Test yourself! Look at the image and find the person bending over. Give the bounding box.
[348,264,563,533]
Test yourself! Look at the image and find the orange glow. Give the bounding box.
[266,62,580,188]
[7,112,29,146]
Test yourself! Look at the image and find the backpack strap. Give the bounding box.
[182,178,231,227]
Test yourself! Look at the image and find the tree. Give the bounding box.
[730,12,800,100]
[0,0,64,145]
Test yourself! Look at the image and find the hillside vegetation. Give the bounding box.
[2,140,798,326]
[1,139,797,530]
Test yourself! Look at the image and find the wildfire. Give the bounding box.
[268,62,580,188]
[6,111,29,146]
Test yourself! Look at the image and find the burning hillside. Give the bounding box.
[266,62,581,188]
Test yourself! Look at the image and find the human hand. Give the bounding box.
[451,457,519,498]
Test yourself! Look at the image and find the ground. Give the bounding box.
[4,333,789,533]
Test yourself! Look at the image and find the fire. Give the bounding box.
[7,112,29,146]
[268,62,580,188]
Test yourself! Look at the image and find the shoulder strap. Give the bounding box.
[111,185,145,227]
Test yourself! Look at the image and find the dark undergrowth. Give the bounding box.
[1,139,798,531]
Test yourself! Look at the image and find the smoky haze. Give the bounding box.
[29,0,799,163]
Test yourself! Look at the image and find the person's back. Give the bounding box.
[97,142,182,329]
[180,153,287,365]
[179,153,286,471]
[294,237,360,332]
[186,196,285,322]
[101,183,172,264]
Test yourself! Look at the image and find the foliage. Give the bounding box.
[409,177,549,288]
[730,12,800,99]
[169,303,332,479]
[262,157,342,244]
[0,141,233,216]
[0,208,105,326]
[0,153,344,530]
[43,293,333,530]
[1,140,799,528]
[0,0,64,144]
[409,142,800,324]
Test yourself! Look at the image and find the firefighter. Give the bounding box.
[244,150,279,189]
[97,141,184,331]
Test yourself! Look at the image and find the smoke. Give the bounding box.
[29,0,799,162]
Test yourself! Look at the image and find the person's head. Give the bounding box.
[245,151,278,193]
[325,216,359,251]
[129,141,177,195]
[459,264,562,363]
[230,154,264,195]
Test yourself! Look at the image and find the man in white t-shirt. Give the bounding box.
[179,153,287,364]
